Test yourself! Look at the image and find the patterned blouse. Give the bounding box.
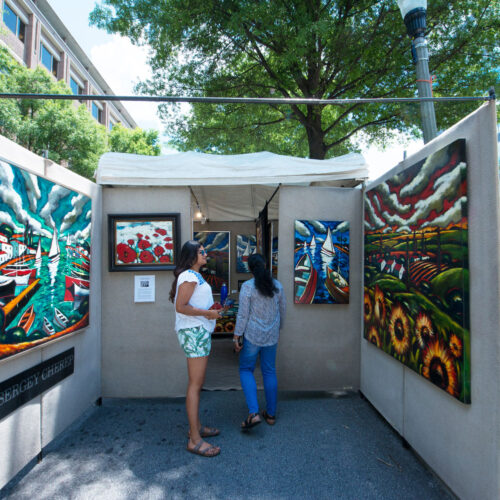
[234,278,286,346]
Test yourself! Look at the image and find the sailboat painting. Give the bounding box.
[236,235,256,273]
[294,220,350,304]
[0,160,91,361]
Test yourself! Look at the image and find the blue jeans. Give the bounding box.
[239,339,278,416]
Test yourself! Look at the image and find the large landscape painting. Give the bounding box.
[294,220,350,304]
[0,160,91,361]
[364,139,470,403]
[193,231,230,294]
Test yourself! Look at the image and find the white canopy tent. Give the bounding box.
[96,150,369,220]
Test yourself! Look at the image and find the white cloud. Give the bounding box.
[90,36,164,132]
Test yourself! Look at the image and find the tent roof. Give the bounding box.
[96,150,368,186]
[96,150,369,221]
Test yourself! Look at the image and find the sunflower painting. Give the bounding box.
[363,139,470,403]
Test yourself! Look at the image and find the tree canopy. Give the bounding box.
[0,47,160,179]
[90,0,499,159]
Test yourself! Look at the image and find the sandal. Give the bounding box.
[262,411,276,426]
[187,425,220,438]
[186,439,221,457]
[241,412,262,431]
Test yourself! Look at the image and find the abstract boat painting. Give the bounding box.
[236,234,256,273]
[0,160,91,361]
[294,220,350,304]
[364,139,470,403]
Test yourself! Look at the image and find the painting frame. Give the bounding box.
[108,213,180,272]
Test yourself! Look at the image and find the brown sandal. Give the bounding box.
[186,439,221,457]
[262,411,276,425]
[241,412,262,431]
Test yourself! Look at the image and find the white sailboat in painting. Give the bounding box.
[34,238,42,266]
[48,227,60,263]
[320,227,336,258]
[310,234,316,251]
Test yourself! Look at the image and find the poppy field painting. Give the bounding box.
[364,139,470,403]
[108,214,180,271]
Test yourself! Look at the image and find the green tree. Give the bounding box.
[109,123,161,155]
[91,0,499,159]
[0,46,160,179]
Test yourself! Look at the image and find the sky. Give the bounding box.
[46,0,423,179]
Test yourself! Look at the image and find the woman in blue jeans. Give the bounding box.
[233,253,286,430]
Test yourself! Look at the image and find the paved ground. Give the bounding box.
[1,391,454,500]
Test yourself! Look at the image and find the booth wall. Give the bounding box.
[360,103,500,499]
[101,186,191,397]
[278,186,362,391]
[0,137,102,489]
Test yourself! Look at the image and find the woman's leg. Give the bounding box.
[186,356,219,454]
[238,339,261,414]
[260,343,278,416]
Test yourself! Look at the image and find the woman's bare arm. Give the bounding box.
[175,282,221,320]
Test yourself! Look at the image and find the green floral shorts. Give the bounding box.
[177,325,212,358]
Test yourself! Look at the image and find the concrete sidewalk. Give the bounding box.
[1,391,454,500]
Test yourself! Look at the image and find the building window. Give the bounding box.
[92,102,103,123]
[109,121,114,131]
[69,76,84,97]
[3,1,25,42]
[40,42,58,76]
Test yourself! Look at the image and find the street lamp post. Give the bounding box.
[397,0,438,143]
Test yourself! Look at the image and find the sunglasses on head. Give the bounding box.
[198,249,207,256]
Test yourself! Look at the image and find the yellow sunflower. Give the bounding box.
[388,303,410,355]
[422,340,458,397]
[364,291,372,323]
[449,333,463,359]
[415,312,435,349]
[373,285,386,325]
[367,325,382,348]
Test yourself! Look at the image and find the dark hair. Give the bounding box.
[169,240,202,302]
[248,253,277,298]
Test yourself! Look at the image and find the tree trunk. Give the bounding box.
[304,105,327,159]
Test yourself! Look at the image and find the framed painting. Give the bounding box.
[294,220,350,304]
[108,213,180,271]
[193,231,230,294]
[236,234,256,273]
[363,139,470,403]
[0,160,91,361]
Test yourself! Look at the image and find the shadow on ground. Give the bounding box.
[1,391,454,500]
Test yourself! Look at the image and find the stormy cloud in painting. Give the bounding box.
[0,161,91,361]
[294,220,350,304]
[364,139,470,403]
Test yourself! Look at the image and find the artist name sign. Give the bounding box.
[0,348,74,420]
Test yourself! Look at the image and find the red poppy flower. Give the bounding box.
[153,234,159,238]
[127,239,134,246]
[139,250,154,263]
[116,243,136,264]
[136,233,143,238]
[156,228,167,235]
[164,236,172,242]
[154,245,165,256]
[145,235,150,240]
[138,239,151,250]
[160,255,171,263]
[165,243,174,250]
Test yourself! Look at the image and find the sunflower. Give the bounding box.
[414,312,435,349]
[367,325,382,348]
[388,303,410,355]
[449,333,463,359]
[364,291,372,323]
[373,285,386,325]
[422,340,459,397]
